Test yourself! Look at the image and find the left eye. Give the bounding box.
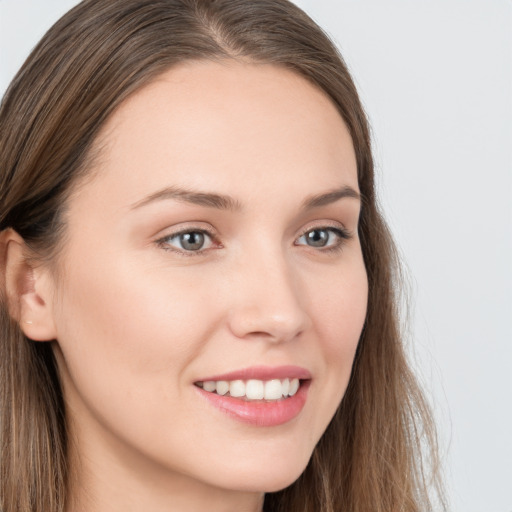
[296,227,348,249]
[161,230,213,252]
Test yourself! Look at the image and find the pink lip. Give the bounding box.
[196,365,312,382]
[194,366,311,427]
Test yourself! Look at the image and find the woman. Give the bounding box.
[0,1,444,511]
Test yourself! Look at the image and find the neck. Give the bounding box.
[65,419,264,512]
[66,452,265,512]
[67,473,264,512]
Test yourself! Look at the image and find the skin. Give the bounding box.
[17,61,368,512]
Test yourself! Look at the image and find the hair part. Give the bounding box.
[0,1,445,511]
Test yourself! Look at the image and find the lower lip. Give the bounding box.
[195,381,310,427]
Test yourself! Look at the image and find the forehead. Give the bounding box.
[78,60,358,211]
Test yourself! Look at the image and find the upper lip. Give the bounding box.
[196,365,312,382]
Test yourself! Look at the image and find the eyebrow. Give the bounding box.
[130,184,360,212]
[301,185,361,209]
[130,186,243,211]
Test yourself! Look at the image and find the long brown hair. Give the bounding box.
[0,1,445,511]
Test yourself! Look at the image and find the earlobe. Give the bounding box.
[0,229,58,342]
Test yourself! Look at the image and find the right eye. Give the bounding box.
[158,229,215,254]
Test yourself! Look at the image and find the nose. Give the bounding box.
[227,250,311,343]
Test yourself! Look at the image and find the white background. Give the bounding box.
[1,1,511,511]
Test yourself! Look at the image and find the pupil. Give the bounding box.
[180,232,204,250]
[307,229,328,247]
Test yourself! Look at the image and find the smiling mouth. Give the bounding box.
[195,378,302,401]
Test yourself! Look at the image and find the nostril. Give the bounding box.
[230,318,306,343]
[226,270,311,341]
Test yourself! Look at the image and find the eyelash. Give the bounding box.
[156,227,218,257]
[295,225,352,254]
[156,225,352,257]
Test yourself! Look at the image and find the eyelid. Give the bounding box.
[294,222,353,251]
[155,225,220,256]
[296,220,351,238]
[154,220,353,257]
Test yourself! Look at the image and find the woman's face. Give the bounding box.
[46,61,367,500]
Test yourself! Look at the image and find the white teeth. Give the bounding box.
[229,380,246,398]
[203,381,216,392]
[216,380,229,396]
[264,379,284,400]
[289,378,300,396]
[198,377,303,400]
[282,378,290,396]
[246,380,264,400]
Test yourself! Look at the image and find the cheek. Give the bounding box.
[313,257,368,356]
[58,254,198,346]
[51,250,218,411]
[50,252,225,462]
[306,256,368,425]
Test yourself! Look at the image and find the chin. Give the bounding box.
[212,454,310,494]
[259,471,305,494]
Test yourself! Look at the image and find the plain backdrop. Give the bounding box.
[1,1,511,511]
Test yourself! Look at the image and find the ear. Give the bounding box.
[0,228,58,341]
